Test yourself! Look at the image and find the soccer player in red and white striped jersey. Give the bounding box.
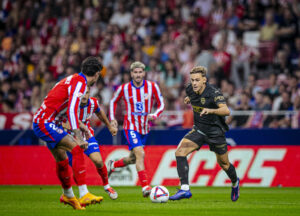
[108,61,165,197]
[32,57,103,209]
[62,87,118,200]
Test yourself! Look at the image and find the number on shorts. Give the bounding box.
[130,131,136,138]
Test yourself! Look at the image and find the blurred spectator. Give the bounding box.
[265,73,279,100]
[291,95,300,128]
[244,91,268,128]
[227,91,252,128]
[259,9,278,41]
[273,49,293,75]
[290,37,300,69]
[0,0,298,129]
[237,2,260,33]
[229,37,259,89]
[109,2,132,29]
[2,99,15,113]
[276,7,298,49]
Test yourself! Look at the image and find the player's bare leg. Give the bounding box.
[89,152,118,200]
[215,152,240,201]
[107,151,135,177]
[131,146,151,197]
[170,138,198,200]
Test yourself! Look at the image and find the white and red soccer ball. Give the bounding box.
[149,186,169,203]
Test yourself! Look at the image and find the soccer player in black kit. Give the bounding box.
[169,66,240,201]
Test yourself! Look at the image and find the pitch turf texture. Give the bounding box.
[0,186,299,216]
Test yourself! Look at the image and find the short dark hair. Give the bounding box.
[81,56,103,76]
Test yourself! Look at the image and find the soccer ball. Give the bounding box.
[149,186,169,203]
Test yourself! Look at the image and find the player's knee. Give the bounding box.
[92,159,104,168]
[135,150,145,160]
[175,147,187,157]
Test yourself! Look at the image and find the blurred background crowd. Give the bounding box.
[0,0,300,129]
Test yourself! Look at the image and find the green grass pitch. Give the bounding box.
[0,186,299,216]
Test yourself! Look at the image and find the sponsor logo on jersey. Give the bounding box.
[214,96,224,102]
[131,112,148,116]
[201,97,205,104]
[136,102,143,112]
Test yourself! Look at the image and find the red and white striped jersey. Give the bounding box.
[61,97,101,136]
[33,73,87,130]
[110,80,164,135]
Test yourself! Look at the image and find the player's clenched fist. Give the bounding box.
[200,108,212,116]
[108,125,118,136]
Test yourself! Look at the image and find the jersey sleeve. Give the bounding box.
[93,98,101,113]
[86,121,95,136]
[213,89,226,105]
[152,82,165,118]
[185,83,192,96]
[109,85,124,120]
[67,77,87,130]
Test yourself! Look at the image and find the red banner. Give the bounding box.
[0,113,33,129]
[0,146,299,187]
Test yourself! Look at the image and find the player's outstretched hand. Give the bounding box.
[200,108,212,116]
[184,96,190,104]
[109,125,118,136]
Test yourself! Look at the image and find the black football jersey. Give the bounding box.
[185,83,229,136]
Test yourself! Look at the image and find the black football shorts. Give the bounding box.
[183,127,227,155]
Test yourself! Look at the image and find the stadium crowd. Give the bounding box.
[0,0,300,129]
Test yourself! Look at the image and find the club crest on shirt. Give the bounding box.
[133,138,138,144]
[201,97,205,104]
[144,93,150,100]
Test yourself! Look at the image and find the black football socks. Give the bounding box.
[176,156,189,185]
[225,163,238,184]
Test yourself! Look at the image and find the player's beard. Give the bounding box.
[134,77,143,85]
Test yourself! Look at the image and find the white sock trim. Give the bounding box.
[63,187,75,198]
[78,184,89,198]
[181,184,190,191]
[112,162,115,169]
[142,185,150,191]
[104,184,110,190]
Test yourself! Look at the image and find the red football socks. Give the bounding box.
[137,170,149,187]
[114,158,126,168]
[71,145,86,186]
[97,165,109,185]
[56,159,71,189]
